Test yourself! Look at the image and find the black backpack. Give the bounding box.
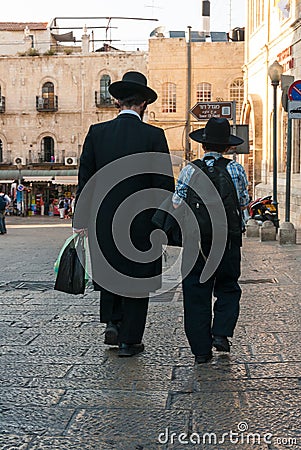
[185,156,242,245]
[0,195,7,212]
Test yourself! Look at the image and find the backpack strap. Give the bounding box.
[191,156,228,169]
[190,158,208,170]
[214,156,231,168]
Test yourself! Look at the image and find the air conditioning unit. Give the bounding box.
[14,156,25,165]
[64,156,77,166]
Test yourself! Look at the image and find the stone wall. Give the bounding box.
[0,51,147,164]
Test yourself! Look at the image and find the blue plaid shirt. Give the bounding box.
[172,152,249,208]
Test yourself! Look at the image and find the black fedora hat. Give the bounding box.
[108,71,157,104]
[189,118,244,146]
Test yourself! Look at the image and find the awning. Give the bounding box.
[0,179,15,183]
[23,176,53,182]
[52,175,78,185]
[51,31,75,42]
[0,169,78,182]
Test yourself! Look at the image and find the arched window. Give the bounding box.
[42,82,55,109]
[197,82,212,102]
[41,136,54,162]
[229,78,244,121]
[0,139,3,163]
[100,74,112,103]
[162,82,176,113]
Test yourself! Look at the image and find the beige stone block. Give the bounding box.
[279,222,297,245]
[259,221,276,241]
[246,219,260,237]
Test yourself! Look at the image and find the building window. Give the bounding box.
[41,136,55,162]
[229,78,244,121]
[0,139,2,163]
[41,82,55,109]
[162,82,176,113]
[250,0,264,32]
[100,74,112,103]
[277,0,291,20]
[197,82,212,102]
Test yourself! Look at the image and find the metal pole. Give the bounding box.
[272,82,279,228]
[232,100,237,161]
[285,117,292,222]
[185,26,192,162]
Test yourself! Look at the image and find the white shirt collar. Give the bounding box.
[119,109,141,120]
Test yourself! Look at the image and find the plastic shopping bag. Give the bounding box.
[54,233,88,295]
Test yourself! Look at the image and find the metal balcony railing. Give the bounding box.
[95,91,115,108]
[0,96,5,113]
[36,96,58,112]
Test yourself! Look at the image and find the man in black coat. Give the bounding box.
[73,71,174,357]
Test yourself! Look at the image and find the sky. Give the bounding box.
[1,0,246,50]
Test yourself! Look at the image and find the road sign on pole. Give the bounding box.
[190,101,233,120]
[288,100,301,119]
[288,80,301,101]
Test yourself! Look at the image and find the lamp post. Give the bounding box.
[185,26,192,162]
[268,60,283,228]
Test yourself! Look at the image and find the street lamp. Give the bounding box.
[268,60,283,228]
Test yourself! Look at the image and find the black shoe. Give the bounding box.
[194,352,213,364]
[118,343,144,357]
[212,335,231,352]
[104,321,119,346]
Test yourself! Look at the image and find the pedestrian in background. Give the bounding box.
[173,118,249,364]
[0,184,11,235]
[58,197,65,219]
[64,198,70,219]
[73,71,174,357]
[70,196,75,217]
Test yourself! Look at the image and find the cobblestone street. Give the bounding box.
[0,216,300,449]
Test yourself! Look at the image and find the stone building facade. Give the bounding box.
[242,0,301,227]
[147,36,245,176]
[0,51,147,166]
[0,20,245,215]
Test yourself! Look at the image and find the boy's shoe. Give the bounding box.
[104,321,119,345]
[212,335,231,352]
[118,343,144,357]
[194,352,213,364]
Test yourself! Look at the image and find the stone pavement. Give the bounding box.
[0,216,301,450]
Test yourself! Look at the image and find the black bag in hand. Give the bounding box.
[54,234,86,295]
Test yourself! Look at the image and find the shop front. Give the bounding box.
[0,169,78,216]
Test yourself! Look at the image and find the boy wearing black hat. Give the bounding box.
[173,118,249,364]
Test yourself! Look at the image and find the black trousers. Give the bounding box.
[99,290,149,344]
[182,242,241,356]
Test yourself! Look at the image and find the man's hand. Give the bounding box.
[72,228,87,236]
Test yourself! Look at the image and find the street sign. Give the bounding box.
[288,80,301,101]
[17,184,24,191]
[288,100,301,119]
[190,101,233,120]
[228,125,250,154]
